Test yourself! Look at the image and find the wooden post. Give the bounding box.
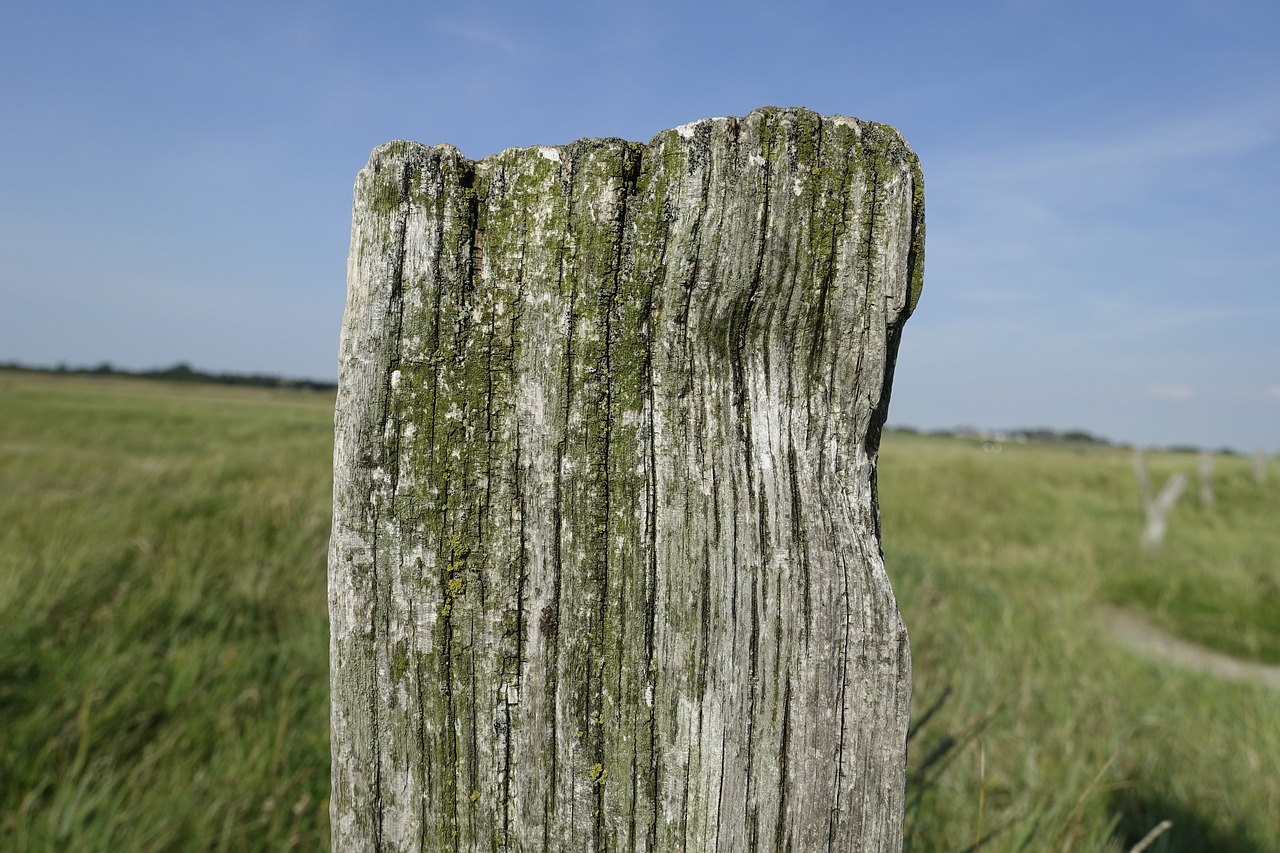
[1135,449,1186,550]
[1199,450,1214,508]
[329,107,923,852]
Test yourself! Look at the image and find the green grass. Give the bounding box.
[0,372,333,850]
[1,372,1276,850]
[881,434,1280,851]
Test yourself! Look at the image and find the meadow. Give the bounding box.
[1,370,1276,851]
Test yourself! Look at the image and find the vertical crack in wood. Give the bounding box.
[640,145,669,853]
[502,200,532,853]
[373,152,415,852]
[774,677,793,853]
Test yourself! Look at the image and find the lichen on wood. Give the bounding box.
[330,106,924,852]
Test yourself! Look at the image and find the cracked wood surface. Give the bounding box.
[330,106,924,852]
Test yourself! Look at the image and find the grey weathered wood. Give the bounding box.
[1198,450,1214,508]
[329,106,924,852]
[1134,450,1186,550]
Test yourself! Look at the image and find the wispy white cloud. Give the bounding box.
[1148,384,1195,400]
[433,20,531,59]
[928,96,1280,298]
[923,91,1280,358]
[1078,297,1242,341]
[941,94,1280,204]
[1227,386,1280,402]
[949,286,1043,306]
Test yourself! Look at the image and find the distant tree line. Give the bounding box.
[887,424,1115,445]
[886,425,1247,456]
[0,360,337,391]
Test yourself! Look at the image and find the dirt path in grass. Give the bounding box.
[1105,607,1280,690]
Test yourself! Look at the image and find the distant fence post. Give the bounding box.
[329,107,923,852]
[1198,451,1214,508]
[1134,449,1186,550]
[1255,450,1269,485]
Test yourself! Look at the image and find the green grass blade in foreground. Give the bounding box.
[0,373,333,851]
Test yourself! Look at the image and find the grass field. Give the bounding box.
[1,370,1276,851]
[880,435,1280,851]
[0,373,333,850]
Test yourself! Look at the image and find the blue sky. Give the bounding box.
[2,1,1277,450]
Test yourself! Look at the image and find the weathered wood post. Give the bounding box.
[1135,449,1186,550]
[1198,450,1214,508]
[329,107,924,852]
